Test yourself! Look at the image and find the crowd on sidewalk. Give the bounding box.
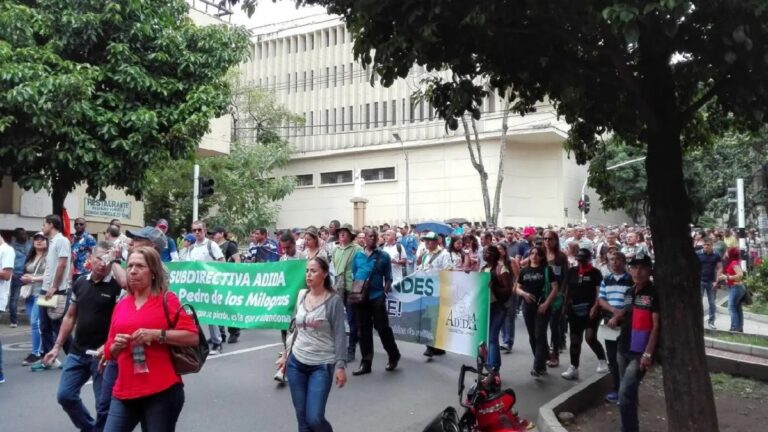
[0,216,761,432]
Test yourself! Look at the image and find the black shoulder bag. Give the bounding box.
[162,291,210,375]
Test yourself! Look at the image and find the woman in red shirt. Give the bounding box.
[720,247,746,332]
[103,247,198,432]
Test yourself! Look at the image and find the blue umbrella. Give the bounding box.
[413,220,453,236]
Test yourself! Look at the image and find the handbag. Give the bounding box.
[333,248,355,292]
[541,266,563,310]
[20,285,33,300]
[742,285,754,306]
[162,291,209,375]
[347,251,381,305]
[46,294,67,320]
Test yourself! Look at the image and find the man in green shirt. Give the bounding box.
[332,223,362,361]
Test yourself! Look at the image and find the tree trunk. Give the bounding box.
[51,182,68,216]
[646,121,719,431]
[491,101,511,227]
[461,115,492,224]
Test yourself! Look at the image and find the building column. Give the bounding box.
[350,197,369,229]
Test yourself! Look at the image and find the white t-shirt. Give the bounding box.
[0,242,15,312]
[382,243,405,284]
[186,239,224,262]
[42,232,71,294]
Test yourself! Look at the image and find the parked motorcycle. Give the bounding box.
[423,343,534,432]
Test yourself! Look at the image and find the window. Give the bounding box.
[332,108,337,133]
[287,73,291,94]
[324,109,329,134]
[333,28,337,45]
[310,70,314,91]
[365,103,370,129]
[325,29,330,47]
[382,101,387,126]
[341,107,345,131]
[391,100,397,125]
[258,44,263,59]
[303,71,307,92]
[402,99,406,124]
[349,62,354,84]
[429,106,434,121]
[340,64,345,86]
[301,35,306,52]
[326,67,330,88]
[296,174,314,187]
[320,170,353,185]
[419,101,425,121]
[309,34,314,50]
[409,99,415,123]
[349,105,353,131]
[302,113,307,136]
[265,43,269,58]
[308,111,313,136]
[361,167,396,182]
[294,72,298,93]
[287,38,291,54]
[333,66,337,87]
[374,102,379,128]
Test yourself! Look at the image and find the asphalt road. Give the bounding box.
[0,315,600,431]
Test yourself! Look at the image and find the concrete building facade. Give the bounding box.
[241,16,628,228]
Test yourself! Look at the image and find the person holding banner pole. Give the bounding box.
[416,232,452,358]
[277,257,347,432]
[514,246,558,377]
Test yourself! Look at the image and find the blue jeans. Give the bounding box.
[701,281,716,324]
[286,354,335,432]
[58,353,103,431]
[728,284,746,332]
[617,352,646,432]
[96,361,118,432]
[25,294,41,355]
[501,295,517,347]
[488,302,507,370]
[0,336,4,377]
[104,383,185,432]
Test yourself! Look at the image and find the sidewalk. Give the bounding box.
[704,291,768,336]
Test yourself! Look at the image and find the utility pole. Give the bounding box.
[393,133,410,226]
[193,164,200,222]
[737,178,748,269]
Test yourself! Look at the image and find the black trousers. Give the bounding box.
[568,314,606,368]
[605,339,620,392]
[522,302,550,372]
[355,296,400,365]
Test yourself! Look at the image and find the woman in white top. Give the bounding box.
[302,227,328,261]
[447,235,468,271]
[277,257,347,431]
[19,232,48,365]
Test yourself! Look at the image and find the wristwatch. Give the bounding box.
[159,329,167,344]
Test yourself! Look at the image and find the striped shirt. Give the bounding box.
[599,272,633,313]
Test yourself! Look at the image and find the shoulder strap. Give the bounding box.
[207,240,214,260]
[396,243,403,256]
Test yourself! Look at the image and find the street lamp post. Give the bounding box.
[393,133,410,226]
[580,156,646,224]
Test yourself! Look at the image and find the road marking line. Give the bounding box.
[83,342,283,385]
[208,342,282,359]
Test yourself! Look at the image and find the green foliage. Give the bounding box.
[746,259,768,306]
[590,130,768,224]
[143,87,297,239]
[0,0,250,211]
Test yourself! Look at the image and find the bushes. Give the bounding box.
[745,260,768,307]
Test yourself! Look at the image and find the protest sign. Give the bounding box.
[386,270,489,356]
[166,260,306,329]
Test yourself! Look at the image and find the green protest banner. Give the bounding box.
[166,260,306,329]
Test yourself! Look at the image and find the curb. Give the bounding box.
[703,328,768,359]
[537,353,768,431]
[536,373,612,432]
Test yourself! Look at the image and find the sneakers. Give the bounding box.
[0,372,5,383]
[9,323,18,328]
[228,334,239,344]
[530,369,547,378]
[561,365,579,380]
[22,354,41,366]
[596,360,609,374]
[605,392,619,404]
[209,344,222,356]
[30,359,62,372]
[707,321,716,330]
[503,343,513,354]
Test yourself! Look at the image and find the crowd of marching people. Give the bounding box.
[0,215,761,432]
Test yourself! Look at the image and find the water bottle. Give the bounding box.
[132,343,149,374]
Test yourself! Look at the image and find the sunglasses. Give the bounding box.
[193,228,205,233]
[74,223,85,226]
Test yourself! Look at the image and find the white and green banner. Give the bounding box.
[387,271,490,357]
[166,260,306,330]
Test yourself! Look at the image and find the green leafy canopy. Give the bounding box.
[0,0,250,211]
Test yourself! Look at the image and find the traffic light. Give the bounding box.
[579,195,591,214]
[199,177,215,198]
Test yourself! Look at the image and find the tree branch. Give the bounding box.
[681,77,728,121]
